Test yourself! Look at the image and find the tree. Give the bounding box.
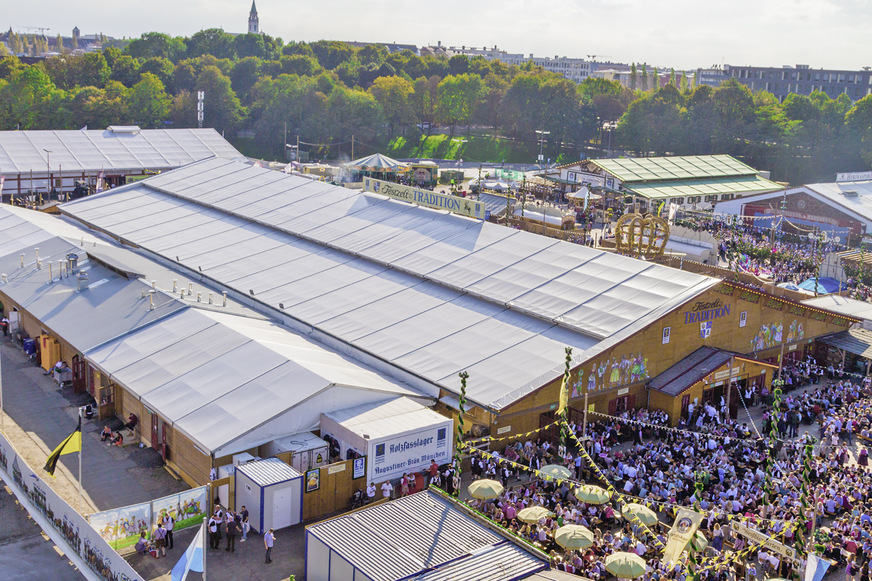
[187,29,235,60]
[846,95,872,165]
[369,75,413,134]
[109,54,141,87]
[436,73,484,135]
[280,55,319,77]
[448,55,470,75]
[138,57,174,85]
[309,41,356,70]
[128,72,171,128]
[230,56,262,104]
[629,63,637,91]
[195,65,244,133]
[282,42,315,58]
[233,33,279,60]
[410,76,438,131]
[126,32,186,61]
[358,44,387,67]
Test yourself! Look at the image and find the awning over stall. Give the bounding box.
[648,347,776,396]
[819,329,872,359]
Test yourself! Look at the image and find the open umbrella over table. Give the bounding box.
[605,551,647,579]
[621,503,658,526]
[517,506,554,524]
[539,464,573,481]
[467,479,504,500]
[574,484,612,504]
[554,524,594,550]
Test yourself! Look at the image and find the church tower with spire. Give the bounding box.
[248,1,259,34]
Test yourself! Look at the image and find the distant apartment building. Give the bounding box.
[424,42,593,84]
[696,67,730,88]
[724,64,872,101]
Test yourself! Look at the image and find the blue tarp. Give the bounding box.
[798,277,845,294]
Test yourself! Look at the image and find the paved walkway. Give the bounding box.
[0,335,309,580]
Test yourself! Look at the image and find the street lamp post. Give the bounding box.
[535,130,550,165]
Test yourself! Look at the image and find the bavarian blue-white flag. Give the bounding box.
[805,554,830,581]
[171,521,205,581]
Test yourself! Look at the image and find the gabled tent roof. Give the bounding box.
[0,128,243,175]
[0,205,425,457]
[61,158,718,410]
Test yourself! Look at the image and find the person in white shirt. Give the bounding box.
[365,483,376,503]
[381,480,393,499]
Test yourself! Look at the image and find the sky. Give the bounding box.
[6,0,872,71]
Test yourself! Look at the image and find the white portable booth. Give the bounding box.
[320,397,453,485]
[259,432,329,474]
[234,458,303,534]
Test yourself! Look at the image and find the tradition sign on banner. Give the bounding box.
[363,178,486,219]
[731,521,797,561]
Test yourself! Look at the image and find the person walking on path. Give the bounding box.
[264,528,275,564]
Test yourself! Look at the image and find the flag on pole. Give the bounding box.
[44,417,81,477]
[557,372,569,417]
[171,521,205,581]
[95,170,105,193]
[582,186,590,211]
[805,554,831,581]
[658,201,666,216]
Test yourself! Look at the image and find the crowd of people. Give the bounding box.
[463,370,872,580]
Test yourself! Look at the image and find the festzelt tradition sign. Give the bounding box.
[363,178,486,220]
[683,299,731,325]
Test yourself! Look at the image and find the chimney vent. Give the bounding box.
[77,271,90,291]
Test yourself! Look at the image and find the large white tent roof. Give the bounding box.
[0,205,426,457]
[0,128,243,176]
[62,157,718,410]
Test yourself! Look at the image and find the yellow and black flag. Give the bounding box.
[44,417,82,477]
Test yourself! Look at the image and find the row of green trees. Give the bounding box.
[616,81,872,183]
[0,29,871,182]
[0,30,633,159]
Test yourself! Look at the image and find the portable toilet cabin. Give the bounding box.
[235,458,303,534]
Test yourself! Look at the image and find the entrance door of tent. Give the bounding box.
[72,355,86,394]
[151,413,160,450]
[607,395,634,416]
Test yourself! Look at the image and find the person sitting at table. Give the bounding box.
[110,431,123,446]
[100,426,112,442]
[124,413,138,432]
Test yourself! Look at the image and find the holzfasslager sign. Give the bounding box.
[364,178,486,219]
[683,299,730,324]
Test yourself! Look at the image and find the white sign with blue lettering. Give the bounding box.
[370,422,453,483]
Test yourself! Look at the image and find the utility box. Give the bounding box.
[235,458,303,534]
[260,432,329,474]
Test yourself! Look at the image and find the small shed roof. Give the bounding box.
[236,458,301,486]
[306,490,548,581]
